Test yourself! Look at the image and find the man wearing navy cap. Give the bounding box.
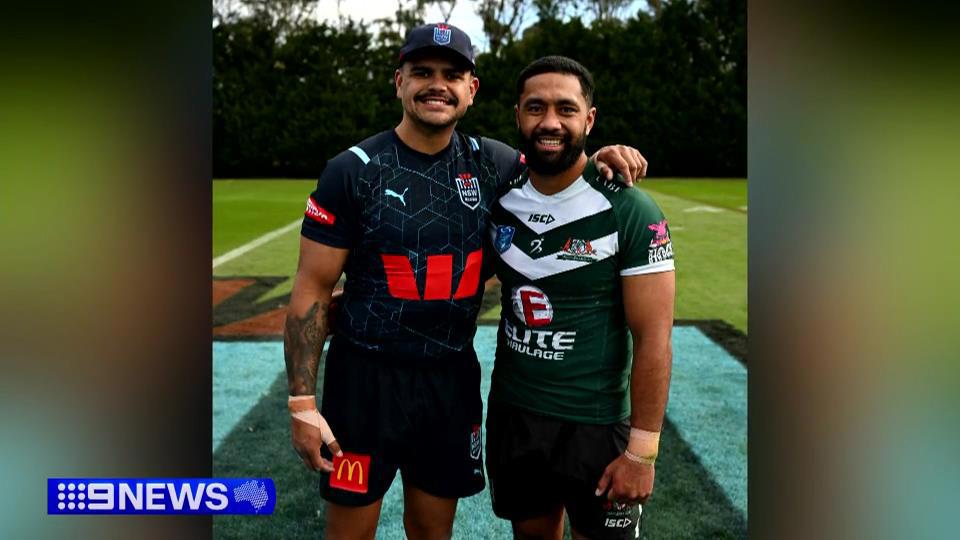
[283,22,647,540]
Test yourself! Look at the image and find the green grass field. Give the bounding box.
[213,178,747,331]
[212,177,747,539]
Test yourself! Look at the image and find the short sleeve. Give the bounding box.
[617,189,675,275]
[479,137,523,190]
[300,151,363,248]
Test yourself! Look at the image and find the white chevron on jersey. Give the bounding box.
[491,230,620,281]
[498,177,612,234]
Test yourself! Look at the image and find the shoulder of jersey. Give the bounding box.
[329,130,394,169]
[475,135,512,155]
[503,172,526,190]
[585,173,663,213]
[454,131,484,154]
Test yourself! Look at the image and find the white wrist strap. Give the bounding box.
[627,427,661,459]
[288,395,336,444]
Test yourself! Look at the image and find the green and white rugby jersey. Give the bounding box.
[488,160,674,423]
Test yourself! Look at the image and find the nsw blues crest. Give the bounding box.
[494,226,515,254]
[455,172,481,210]
[433,24,452,45]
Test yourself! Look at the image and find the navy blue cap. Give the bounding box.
[399,23,475,71]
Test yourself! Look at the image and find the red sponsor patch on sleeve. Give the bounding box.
[305,196,336,225]
[329,452,370,494]
[519,153,526,164]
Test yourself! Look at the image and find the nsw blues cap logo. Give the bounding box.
[398,23,475,70]
[433,24,452,45]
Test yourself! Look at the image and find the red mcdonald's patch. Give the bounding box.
[329,452,371,494]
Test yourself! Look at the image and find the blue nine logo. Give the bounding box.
[47,478,275,515]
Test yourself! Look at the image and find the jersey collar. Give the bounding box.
[521,159,599,203]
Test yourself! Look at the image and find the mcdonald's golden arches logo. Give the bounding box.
[329,452,371,494]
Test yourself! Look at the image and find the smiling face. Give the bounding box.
[395,53,479,132]
[516,72,596,176]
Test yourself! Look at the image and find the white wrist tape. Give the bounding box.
[288,395,336,444]
[627,427,661,458]
[624,448,657,465]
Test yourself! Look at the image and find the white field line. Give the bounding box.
[212,218,301,269]
[683,205,725,213]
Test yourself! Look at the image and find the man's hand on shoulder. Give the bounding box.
[593,145,648,185]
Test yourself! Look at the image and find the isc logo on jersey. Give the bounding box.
[505,286,576,360]
[528,213,555,224]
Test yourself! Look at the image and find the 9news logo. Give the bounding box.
[47,478,275,515]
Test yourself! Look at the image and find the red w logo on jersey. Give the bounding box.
[381,249,482,301]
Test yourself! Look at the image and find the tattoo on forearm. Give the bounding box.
[283,301,329,396]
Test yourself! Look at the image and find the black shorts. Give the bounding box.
[485,400,644,540]
[317,336,485,506]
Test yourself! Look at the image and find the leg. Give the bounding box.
[324,499,383,540]
[485,401,568,539]
[511,505,565,540]
[399,352,484,539]
[402,480,458,540]
[317,341,400,539]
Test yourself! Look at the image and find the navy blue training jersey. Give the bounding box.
[301,129,523,358]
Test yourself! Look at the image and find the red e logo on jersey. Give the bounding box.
[511,285,553,327]
[380,248,482,301]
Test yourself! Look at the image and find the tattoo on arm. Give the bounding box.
[283,301,329,396]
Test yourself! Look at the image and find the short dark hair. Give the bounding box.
[516,56,595,106]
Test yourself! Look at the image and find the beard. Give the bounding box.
[519,127,588,176]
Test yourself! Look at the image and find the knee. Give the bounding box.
[403,513,453,540]
[325,505,379,540]
[512,526,556,540]
[325,523,378,540]
[511,512,564,540]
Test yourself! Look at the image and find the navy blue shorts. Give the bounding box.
[317,336,485,506]
[485,400,644,539]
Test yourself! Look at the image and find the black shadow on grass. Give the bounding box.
[641,418,747,540]
[675,319,747,367]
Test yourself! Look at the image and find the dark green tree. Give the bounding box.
[213,0,746,178]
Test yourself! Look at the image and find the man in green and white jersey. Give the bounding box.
[486,56,675,540]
